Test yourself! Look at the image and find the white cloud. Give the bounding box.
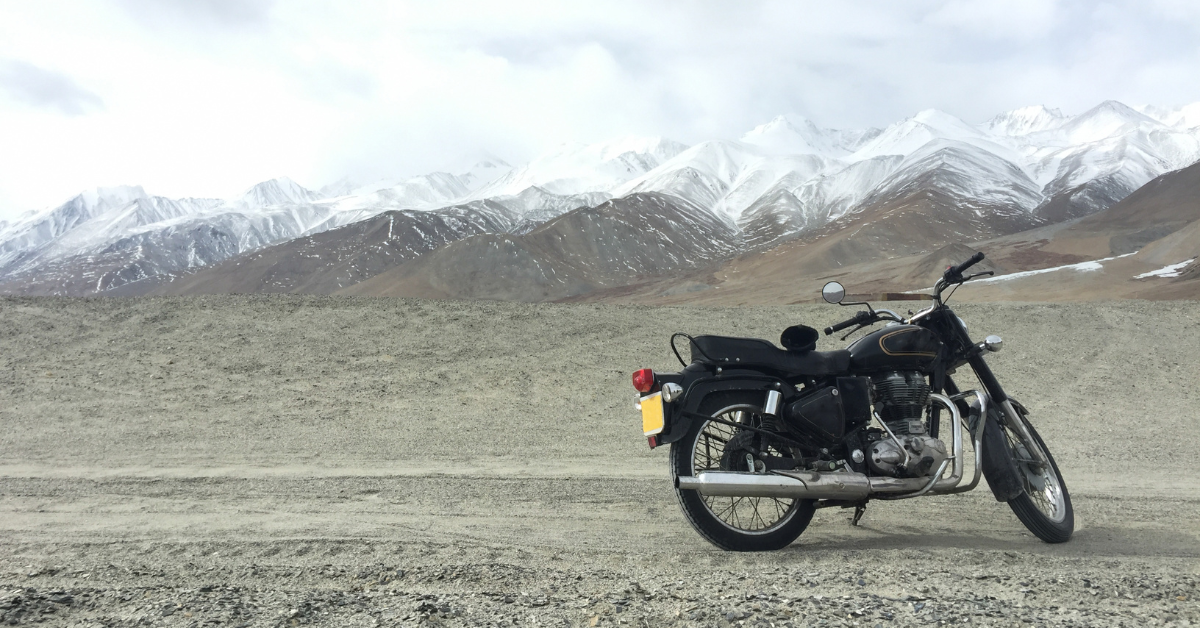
[0,60,105,116]
[923,0,1060,40]
[0,0,1198,219]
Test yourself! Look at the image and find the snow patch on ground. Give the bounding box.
[974,253,1136,284]
[1135,259,1196,279]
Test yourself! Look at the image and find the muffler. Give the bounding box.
[675,469,950,500]
[676,470,871,501]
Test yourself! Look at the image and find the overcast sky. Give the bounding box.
[1,0,1198,220]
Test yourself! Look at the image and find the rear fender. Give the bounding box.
[658,370,795,445]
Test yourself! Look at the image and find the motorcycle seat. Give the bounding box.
[689,335,851,376]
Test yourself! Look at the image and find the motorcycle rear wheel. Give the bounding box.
[670,392,815,551]
[999,406,1074,543]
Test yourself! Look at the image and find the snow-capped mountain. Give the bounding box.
[1,185,159,269]
[850,109,1029,167]
[870,139,1044,212]
[1138,102,1200,130]
[1014,101,1200,220]
[613,140,837,222]
[982,105,1068,137]
[328,172,471,217]
[2,99,1199,297]
[0,178,352,294]
[340,192,742,302]
[709,102,1199,247]
[314,154,514,218]
[740,115,881,157]
[738,156,905,248]
[0,137,693,294]
[485,187,612,233]
[446,152,513,192]
[234,177,320,209]
[0,186,227,273]
[615,140,764,214]
[470,136,687,199]
[612,103,1199,248]
[144,203,514,296]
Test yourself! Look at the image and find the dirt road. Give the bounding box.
[1,296,1197,626]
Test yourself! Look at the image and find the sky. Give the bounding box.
[1,0,1199,221]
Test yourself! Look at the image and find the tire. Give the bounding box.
[998,405,1074,543]
[669,392,816,551]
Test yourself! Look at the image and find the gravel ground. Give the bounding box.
[1,296,1198,627]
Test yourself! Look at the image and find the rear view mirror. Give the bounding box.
[821,281,845,304]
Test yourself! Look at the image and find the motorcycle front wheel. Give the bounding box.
[670,392,815,551]
[999,404,1074,543]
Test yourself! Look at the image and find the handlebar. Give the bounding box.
[824,310,871,336]
[944,252,985,281]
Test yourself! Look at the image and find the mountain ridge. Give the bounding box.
[2,99,1198,298]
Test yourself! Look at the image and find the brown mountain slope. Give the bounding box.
[914,164,1200,302]
[899,243,1005,286]
[145,204,510,295]
[1032,174,1132,224]
[340,192,741,301]
[1036,160,1200,258]
[1132,212,1200,267]
[804,158,1200,301]
[797,186,1040,269]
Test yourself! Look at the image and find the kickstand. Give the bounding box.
[851,503,867,527]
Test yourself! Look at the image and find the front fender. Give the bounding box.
[657,370,796,445]
[980,406,1024,502]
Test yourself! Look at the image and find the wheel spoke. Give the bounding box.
[1001,415,1066,523]
[751,498,768,530]
[687,410,798,534]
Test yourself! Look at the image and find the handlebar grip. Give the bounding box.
[825,311,869,335]
[947,252,985,278]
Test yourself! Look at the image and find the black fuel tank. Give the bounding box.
[847,324,941,373]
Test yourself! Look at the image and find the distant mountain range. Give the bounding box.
[1,100,1198,300]
[584,159,1200,304]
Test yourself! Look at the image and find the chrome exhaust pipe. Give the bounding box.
[676,469,871,500]
[677,469,939,500]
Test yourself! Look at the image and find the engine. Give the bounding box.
[872,370,929,434]
[865,371,949,478]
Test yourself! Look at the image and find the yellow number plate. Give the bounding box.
[641,392,664,436]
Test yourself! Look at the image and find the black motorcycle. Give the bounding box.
[633,252,1073,551]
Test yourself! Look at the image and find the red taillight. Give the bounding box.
[632,368,655,393]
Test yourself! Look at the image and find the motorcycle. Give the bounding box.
[632,252,1073,551]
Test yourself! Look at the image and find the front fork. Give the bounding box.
[966,354,1050,467]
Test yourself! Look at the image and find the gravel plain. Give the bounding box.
[1,296,1198,627]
